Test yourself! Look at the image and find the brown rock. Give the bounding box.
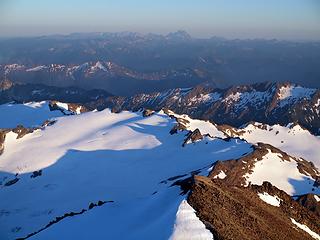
[188,176,319,240]
[142,109,155,117]
[182,128,203,147]
[12,125,34,139]
[296,194,320,217]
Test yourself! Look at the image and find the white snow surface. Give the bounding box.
[213,170,227,179]
[0,101,63,128]
[189,92,221,105]
[236,122,320,168]
[244,150,319,196]
[223,92,242,104]
[169,200,213,240]
[55,102,69,111]
[0,107,251,239]
[89,61,108,73]
[257,192,282,207]
[291,218,320,240]
[223,90,272,110]
[170,112,226,138]
[278,85,316,107]
[26,65,48,72]
[314,195,320,202]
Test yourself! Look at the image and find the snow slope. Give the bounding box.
[169,111,226,138]
[0,107,251,239]
[234,122,320,168]
[0,101,63,128]
[244,150,319,196]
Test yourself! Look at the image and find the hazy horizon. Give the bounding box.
[1,0,320,40]
[1,30,320,43]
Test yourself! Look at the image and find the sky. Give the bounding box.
[1,0,320,40]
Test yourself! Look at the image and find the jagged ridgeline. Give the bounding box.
[1,80,319,135]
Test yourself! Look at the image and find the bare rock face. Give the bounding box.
[67,103,89,114]
[4,178,19,187]
[49,101,89,115]
[41,119,57,128]
[0,124,48,155]
[296,194,320,217]
[48,101,64,112]
[179,143,320,239]
[142,109,155,117]
[0,129,8,155]
[187,176,319,240]
[170,123,187,135]
[0,79,14,91]
[182,129,203,147]
[31,170,42,178]
[12,125,34,139]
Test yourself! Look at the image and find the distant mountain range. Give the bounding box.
[90,81,320,135]
[1,31,320,95]
[1,80,319,135]
[0,61,203,95]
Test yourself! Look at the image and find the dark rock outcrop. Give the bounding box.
[0,129,8,155]
[142,109,155,117]
[182,129,203,147]
[4,178,19,187]
[30,170,42,178]
[187,176,319,240]
[12,125,34,139]
[296,194,320,217]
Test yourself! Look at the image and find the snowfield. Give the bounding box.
[0,101,319,239]
[234,122,320,168]
[168,111,226,139]
[0,104,251,239]
[244,150,319,196]
[0,101,63,128]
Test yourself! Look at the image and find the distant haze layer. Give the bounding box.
[0,0,320,40]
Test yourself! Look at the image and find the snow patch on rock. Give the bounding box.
[257,192,282,207]
[291,218,320,240]
[213,170,227,179]
[26,65,48,72]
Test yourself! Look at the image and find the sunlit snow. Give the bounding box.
[257,192,281,207]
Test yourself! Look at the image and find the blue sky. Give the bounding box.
[1,0,320,40]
